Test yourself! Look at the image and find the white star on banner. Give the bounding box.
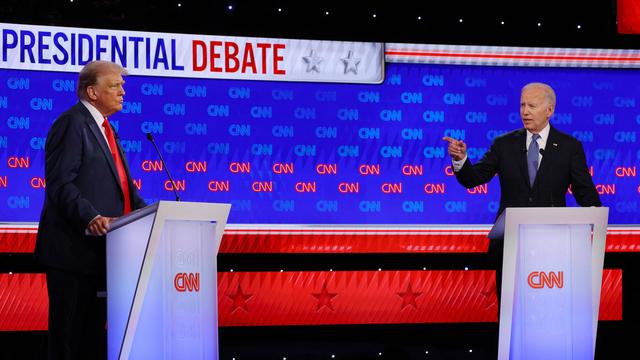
[341,50,361,75]
[302,50,323,73]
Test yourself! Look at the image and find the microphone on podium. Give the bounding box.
[145,132,181,202]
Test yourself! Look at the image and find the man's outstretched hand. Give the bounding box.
[443,136,467,161]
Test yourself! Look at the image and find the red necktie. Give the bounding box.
[102,118,132,214]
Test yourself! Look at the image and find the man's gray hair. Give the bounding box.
[522,82,556,108]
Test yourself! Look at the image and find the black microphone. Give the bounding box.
[539,148,545,156]
[145,133,180,202]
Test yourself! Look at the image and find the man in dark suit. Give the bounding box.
[443,82,601,302]
[35,60,146,359]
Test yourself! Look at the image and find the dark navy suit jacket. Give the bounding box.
[35,102,146,274]
[454,126,601,218]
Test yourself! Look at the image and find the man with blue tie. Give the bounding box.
[35,60,146,359]
[443,82,601,304]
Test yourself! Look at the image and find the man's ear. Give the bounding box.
[87,86,98,101]
[546,104,554,119]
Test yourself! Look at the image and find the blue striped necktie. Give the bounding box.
[527,134,541,187]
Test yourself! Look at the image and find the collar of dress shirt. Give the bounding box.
[526,122,550,150]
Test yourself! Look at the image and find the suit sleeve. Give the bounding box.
[454,140,500,188]
[569,140,601,207]
[44,114,99,229]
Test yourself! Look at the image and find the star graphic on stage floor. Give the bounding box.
[341,50,361,74]
[396,283,423,310]
[227,283,253,313]
[303,49,323,73]
[312,282,338,311]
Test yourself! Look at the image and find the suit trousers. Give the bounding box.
[46,268,106,360]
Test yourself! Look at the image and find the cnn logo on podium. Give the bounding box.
[174,272,200,292]
[527,271,564,289]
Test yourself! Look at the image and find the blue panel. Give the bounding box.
[0,64,638,223]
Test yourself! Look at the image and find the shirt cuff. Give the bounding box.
[451,156,467,172]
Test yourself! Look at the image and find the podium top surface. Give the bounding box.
[108,201,231,232]
[488,207,609,240]
[109,203,159,232]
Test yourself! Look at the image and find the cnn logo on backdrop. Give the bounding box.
[527,271,564,289]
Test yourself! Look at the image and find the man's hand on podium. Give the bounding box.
[86,215,116,236]
[443,136,467,161]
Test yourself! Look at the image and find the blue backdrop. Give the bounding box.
[0,63,638,223]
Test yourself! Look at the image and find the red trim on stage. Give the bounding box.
[220,233,489,253]
[599,269,623,321]
[0,231,36,253]
[2,227,640,253]
[218,270,499,326]
[217,269,623,326]
[0,273,48,331]
[0,269,624,331]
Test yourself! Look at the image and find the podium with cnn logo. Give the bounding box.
[489,207,609,360]
[106,201,231,360]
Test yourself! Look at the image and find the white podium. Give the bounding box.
[106,201,231,360]
[489,207,609,360]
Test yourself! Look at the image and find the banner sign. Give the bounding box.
[0,23,384,83]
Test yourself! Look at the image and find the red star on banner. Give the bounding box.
[312,282,338,311]
[397,283,423,310]
[227,283,253,313]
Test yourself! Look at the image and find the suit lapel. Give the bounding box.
[534,126,558,187]
[515,129,531,188]
[81,106,122,192]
